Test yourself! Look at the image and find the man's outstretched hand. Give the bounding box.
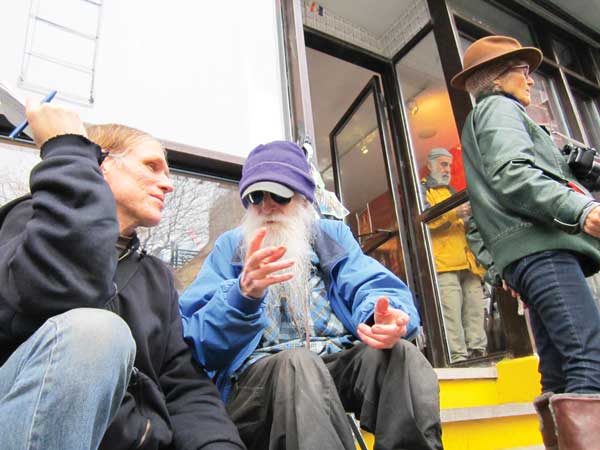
[240,227,294,299]
[357,297,409,349]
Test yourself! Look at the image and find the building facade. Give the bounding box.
[2,0,600,372]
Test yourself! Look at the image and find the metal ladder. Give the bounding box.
[19,0,103,104]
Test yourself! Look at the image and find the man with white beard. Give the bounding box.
[421,147,487,362]
[180,140,443,450]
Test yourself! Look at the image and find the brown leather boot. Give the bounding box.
[550,393,600,450]
[533,392,558,450]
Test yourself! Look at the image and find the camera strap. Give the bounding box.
[567,181,586,196]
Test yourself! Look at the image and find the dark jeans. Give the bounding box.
[226,341,442,450]
[505,250,600,393]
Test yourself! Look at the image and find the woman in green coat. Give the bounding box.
[452,35,600,450]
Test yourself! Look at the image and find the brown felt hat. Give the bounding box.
[450,35,543,90]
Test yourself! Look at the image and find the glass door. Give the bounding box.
[329,76,408,282]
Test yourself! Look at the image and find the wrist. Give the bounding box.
[580,202,600,231]
[238,279,263,301]
[229,280,263,314]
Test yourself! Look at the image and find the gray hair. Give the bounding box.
[464,58,524,97]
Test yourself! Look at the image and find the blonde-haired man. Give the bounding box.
[0,102,245,450]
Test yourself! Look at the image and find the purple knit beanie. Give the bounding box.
[239,140,316,208]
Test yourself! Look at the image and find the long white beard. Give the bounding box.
[430,169,450,186]
[241,200,316,342]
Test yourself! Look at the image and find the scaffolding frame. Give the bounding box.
[18,0,103,105]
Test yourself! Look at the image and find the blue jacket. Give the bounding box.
[179,219,420,401]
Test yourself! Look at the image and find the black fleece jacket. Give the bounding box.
[0,135,245,450]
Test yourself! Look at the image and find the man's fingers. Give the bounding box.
[368,326,406,341]
[357,323,399,349]
[396,314,409,327]
[247,228,267,256]
[252,273,294,290]
[245,245,286,269]
[240,270,294,299]
[357,328,390,350]
[261,246,288,264]
[375,297,389,315]
[245,259,294,280]
[240,242,292,298]
[374,297,393,324]
[25,97,39,114]
[24,102,87,148]
[371,323,406,336]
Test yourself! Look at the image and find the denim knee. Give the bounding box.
[48,308,136,376]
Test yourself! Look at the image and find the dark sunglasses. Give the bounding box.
[246,191,292,205]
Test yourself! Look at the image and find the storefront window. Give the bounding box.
[0,141,40,204]
[594,49,600,79]
[0,139,244,292]
[458,34,474,54]
[553,38,583,75]
[330,82,407,281]
[526,72,572,148]
[138,173,244,290]
[424,201,506,362]
[448,0,535,47]
[571,89,600,151]
[396,32,464,211]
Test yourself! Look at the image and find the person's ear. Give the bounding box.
[100,156,112,175]
[492,78,503,92]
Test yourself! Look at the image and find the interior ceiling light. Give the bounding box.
[408,100,418,115]
[418,128,437,139]
[360,145,369,155]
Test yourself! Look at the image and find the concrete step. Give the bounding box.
[435,357,543,450]
[435,366,498,381]
[362,357,543,450]
[441,401,534,423]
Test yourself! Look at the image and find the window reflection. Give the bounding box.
[0,141,40,204]
[0,140,246,292]
[553,39,583,75]
[396,33,465,210]
[458,34,474,54]
[572,89,600,151]
[449,0,535,47]
[425,202,506,362]
[332,87,407,280]
[526,72,572,148]
[138,172,244,290]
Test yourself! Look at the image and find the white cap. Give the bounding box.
[241,181,294,200]
[428,147,453,160]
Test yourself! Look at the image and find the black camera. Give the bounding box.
[562,143,600,191]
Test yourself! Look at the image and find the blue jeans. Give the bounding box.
[0,308,136,450]
[505,250,600,393]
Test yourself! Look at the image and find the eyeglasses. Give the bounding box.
[245,191,292,205]
[510,64,530,77]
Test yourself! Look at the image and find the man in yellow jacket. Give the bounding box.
[422,147,487,362]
